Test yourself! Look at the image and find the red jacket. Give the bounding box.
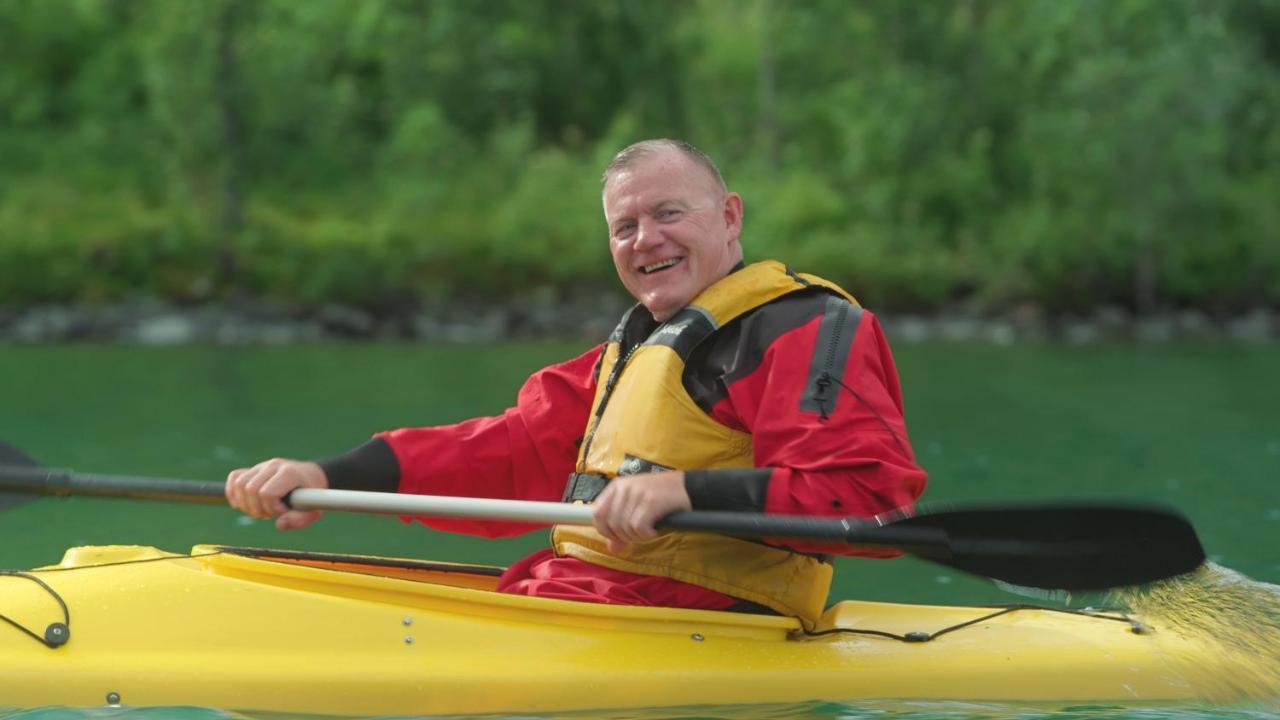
[322,295,926,608]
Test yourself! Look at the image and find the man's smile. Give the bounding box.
[640,257,684,274]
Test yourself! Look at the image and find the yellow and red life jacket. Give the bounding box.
[552,260,858,628]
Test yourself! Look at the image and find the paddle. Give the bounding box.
[0,461,1205,591]
[0,443,40,512]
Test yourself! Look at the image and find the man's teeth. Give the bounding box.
[642,258,682,274]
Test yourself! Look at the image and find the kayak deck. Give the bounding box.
[0,544,1239,716]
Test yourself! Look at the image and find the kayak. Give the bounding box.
[0,543,1245,717]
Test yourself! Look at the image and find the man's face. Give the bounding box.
[603,151,743,322]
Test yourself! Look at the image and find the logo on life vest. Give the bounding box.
[618,454,674,476]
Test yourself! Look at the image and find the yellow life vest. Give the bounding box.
[551,260,857,628]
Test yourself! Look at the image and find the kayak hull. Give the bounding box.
[0,545,1241,716]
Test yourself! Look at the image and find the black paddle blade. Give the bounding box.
[0,442,40,512]
[891,503,1206,591]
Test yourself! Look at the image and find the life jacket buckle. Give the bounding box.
[561,472,609,503]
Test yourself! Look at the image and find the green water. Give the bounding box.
[1,342,1279,719]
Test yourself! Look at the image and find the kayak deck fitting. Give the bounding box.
[0,544,1247,717]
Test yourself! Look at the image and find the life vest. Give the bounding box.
[551,260,857,628]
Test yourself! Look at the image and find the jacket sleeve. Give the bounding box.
[371,344,601,538]
[684,307,927,557]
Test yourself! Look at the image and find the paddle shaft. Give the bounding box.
[296,487,947,548]
[0,466,225,504]
[0,465,943,548]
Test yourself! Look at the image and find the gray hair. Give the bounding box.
[601,139,727,193]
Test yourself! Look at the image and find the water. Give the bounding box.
[1,341,1278,718]
[1111,564,1280,702]
[4,700,1279,719]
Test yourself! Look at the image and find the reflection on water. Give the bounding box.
[1110,563,1280,704]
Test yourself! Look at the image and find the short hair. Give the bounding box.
[602,139,727,194]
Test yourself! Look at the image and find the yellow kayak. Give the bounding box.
[0,543,1248,717]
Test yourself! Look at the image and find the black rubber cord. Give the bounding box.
[0,571,70,649]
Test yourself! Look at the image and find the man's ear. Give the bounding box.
[723,192,744,238]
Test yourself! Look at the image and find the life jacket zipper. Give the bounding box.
[577,343,638,472]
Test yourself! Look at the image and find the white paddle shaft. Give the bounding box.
[289,487,596,525]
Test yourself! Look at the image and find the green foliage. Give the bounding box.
[0,0,1277,314]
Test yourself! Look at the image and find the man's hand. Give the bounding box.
[591,471,692,553]
[225,458,329,531]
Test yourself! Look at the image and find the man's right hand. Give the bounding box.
[225,458,329,531]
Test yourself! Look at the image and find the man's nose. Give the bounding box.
[634,218,660,250]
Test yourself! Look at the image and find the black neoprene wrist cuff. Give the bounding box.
[683,468,772,512]
[316,438,400,493]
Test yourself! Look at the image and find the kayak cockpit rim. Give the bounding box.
[214,545,507,576]
[190,544,806,640]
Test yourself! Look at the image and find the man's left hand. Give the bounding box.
[591,471,692,553]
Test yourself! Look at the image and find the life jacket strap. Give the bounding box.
[561,472,609,503]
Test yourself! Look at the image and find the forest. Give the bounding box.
[2,0,1278,316]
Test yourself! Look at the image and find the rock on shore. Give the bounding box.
[0,299,1274,346]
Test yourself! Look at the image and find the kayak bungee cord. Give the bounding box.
[799,603,1147,643]
[0,570,69,649]
[9,550,226,574]
[0,550,228,650]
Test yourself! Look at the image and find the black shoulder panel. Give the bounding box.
[682,289,836,414]
[644,305,719,361]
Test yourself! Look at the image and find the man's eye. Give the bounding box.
[614,223,637,239]
[658,209,681,220]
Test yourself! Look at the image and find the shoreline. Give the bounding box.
[1,300,1275,346]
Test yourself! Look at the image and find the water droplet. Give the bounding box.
[935,575,953,585]
[1265,509,1280,521]
[235,516,255,526]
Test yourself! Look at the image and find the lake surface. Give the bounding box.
[1,341,1278,719]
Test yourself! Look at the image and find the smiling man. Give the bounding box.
[604,142,743,324]
[226,139,926,628]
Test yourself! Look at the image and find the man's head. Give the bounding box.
[602,139,744,322]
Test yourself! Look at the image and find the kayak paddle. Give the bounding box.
[0,462,1205,591]
[0,443,40,512]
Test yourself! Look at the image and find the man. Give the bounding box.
[226,139,926,628]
